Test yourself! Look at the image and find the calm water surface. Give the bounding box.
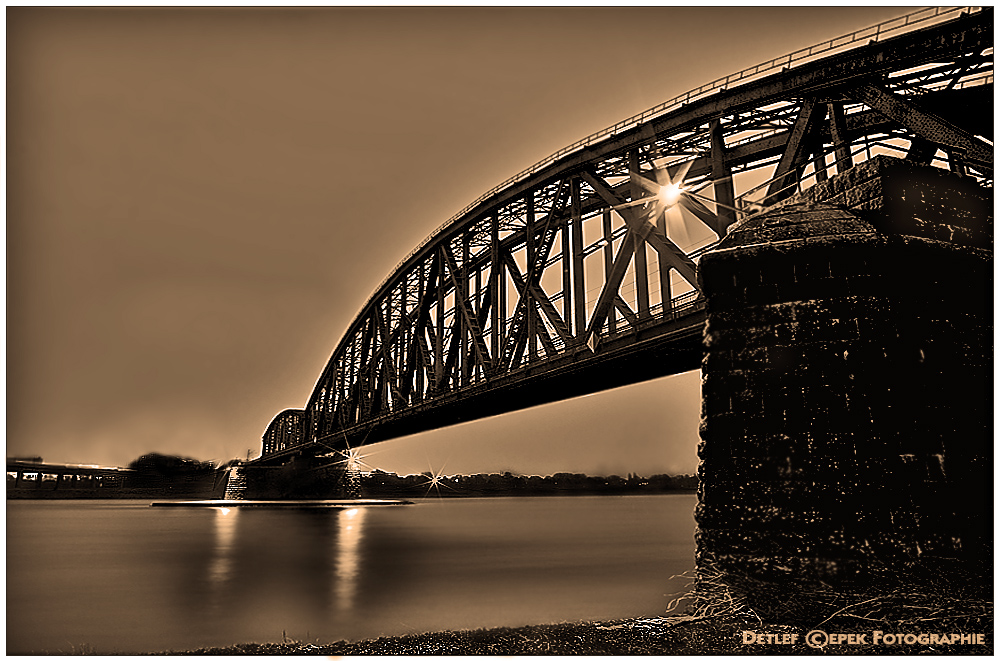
[8,495,696,654]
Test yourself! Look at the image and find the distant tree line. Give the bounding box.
[124,452,222,494]
[361,470,697,498]
[48,452,697,499]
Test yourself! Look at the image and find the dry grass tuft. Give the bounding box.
[662,561,992,632]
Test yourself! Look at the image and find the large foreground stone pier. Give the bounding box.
[696,157,991,583]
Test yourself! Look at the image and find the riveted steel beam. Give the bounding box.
[710,118,737,233]
[571,176,587,337]
[629,149,651,319]
[849,82,993,172]
[602,209,620,328]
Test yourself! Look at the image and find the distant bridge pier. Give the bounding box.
[241,453,358,500]
[696,157,991,583]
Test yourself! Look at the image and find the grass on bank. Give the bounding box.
[166,566,992,655]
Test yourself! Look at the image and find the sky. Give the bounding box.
[7,6,913,477]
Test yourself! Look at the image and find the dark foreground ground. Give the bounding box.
[168,573,993,656]
[167,614,992,656]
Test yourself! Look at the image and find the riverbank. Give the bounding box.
[170,571,993,656]
[167,613,993,655]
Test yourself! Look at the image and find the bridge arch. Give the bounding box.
[259,6,991,464]
[261,409,307,456]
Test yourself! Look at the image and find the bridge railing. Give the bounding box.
[372,6,981,302]
[603,291,698,337]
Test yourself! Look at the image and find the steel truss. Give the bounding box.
[260,7,992,461]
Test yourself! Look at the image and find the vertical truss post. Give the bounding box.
[812,152,829,183]
[383,296,393,411]
[811,106,829,185]
[709,118,737,235]
[561,211,572,327]
[490,215,502,367]
[525,195,537,362]
[602,209,617,332]
[655,208,671,313]
[394,295,402,410]
[434,249,444,391]
[346,342,357,424]
[415,264,426,400]
[365,315,380,418]
[358,317,374,419]
[376,313,387,413]
[461,234,472,385]
[396,284,402,398]
[906,136,937,166]
[475,279,493,381]
[571,176,586,337]
[945,148,968,177]
[828,102,853,175]
[474,247,482,383]
[629,149,651,319]
[399,285,412,404]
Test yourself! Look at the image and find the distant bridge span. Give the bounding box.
[257,7,992,465]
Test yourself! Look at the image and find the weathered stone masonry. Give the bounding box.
[696,157,991,581]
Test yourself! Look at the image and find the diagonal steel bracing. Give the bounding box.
[498,180,569,370]
[580,170,699,287]
[766,98,819,204]
[441,243,494,376]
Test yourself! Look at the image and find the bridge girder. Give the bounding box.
[258,7,993,463]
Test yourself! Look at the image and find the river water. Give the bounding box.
[7,494,696,654]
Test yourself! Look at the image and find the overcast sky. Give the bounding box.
[7,6,911,476]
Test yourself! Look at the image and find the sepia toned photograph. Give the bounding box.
[6,5,992,655]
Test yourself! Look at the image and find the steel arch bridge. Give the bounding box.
[258,7,992,465]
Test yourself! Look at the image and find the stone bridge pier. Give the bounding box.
[696,157,991,584]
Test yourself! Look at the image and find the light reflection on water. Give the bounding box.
[208,507,237,593]
[204,505,368,616]
[334,508,367,612]
[7,495,696,654]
